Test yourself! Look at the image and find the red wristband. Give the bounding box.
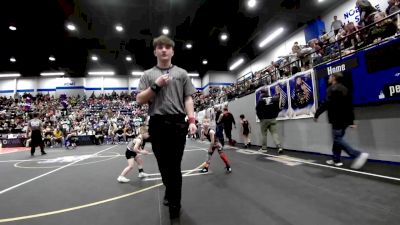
[188,117,196,124]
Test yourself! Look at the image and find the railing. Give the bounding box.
[194,11,400,111]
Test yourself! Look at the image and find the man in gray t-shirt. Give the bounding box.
[331,16,344,35]
[136,35,197,220]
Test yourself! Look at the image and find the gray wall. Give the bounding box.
[208,71,236,83]
[226,92,400,162]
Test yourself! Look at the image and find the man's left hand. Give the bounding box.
[188,123,197,134]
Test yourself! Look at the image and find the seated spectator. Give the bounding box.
[114,126,125,143]
[125,127,135,142]
[53,127,63,147]
[43,126,53,147]
[368,12,398,44]
[94,127,105,145]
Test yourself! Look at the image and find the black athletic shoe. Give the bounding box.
[163,197,170,206]
[41,152,47,155]
[226,166,232,173]
[169,205,181,219]
[200,167,208,173]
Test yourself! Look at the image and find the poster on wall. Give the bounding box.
[288,71,316,119]
[268,80,290,120]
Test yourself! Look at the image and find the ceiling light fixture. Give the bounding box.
[162,27,169,35]
[188,73,199,77]
[202,59,208,65]
[220,33,228,41]
[49,56,56,61]
[66,23,76,31]
[9,26,17,31]
[131,71,144,76]
[186,43,192,49]
[10,57,16,63]
[88,71,115,76]
[248,0,256,8]
[229,58,244,71]
[40,72,65,76]
[259,27,284,48]
[91,56,98,61]
[126,56,132,61]
[0,73,21,78]
[115,25,124,32]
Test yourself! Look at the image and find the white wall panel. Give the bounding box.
[103,76,128,88]
[0,78,16,97]
[16,78,37,94]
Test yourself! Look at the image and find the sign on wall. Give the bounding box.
[268,80,290,120]
[288,71,317,119]
[254,70,317,121]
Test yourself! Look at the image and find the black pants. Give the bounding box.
[31,130,45,155]
[149,114,188,208]
[224,127,232,142]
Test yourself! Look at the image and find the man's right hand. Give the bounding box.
[155,74,170,87]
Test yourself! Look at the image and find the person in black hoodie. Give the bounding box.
[314,72,369,169]
[256,89,283,154]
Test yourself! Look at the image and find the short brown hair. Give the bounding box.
[153,35,175,49]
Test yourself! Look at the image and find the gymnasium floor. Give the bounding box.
[0,140,399,225]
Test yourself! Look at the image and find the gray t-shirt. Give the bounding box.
[138,65,196,116]
[331,20,343,30]
[29,118,42,131]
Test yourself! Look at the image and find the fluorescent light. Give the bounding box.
[229,58,244,71]
[115,25,124,32]
[162,27,169,35]
[88,71,115,76]
[259,27,284,48]
[202,59,208,65]
[9,26,17,31]
[131,71,144,76]
[10,57,16,63]
[91,56,98,61]
[49,56,56,61]
[66,23,76,31]
[0,73,21,78]
[40,72,65,76]
[248,0,256,8]
[126,56,132,61]
[186,43,192,49]
[318,0,324,2]
[220,33,228,41]
[188,73,199,77]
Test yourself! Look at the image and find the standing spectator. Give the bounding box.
[386,0,400,16]
[356,0,378,26]
[239,114,251,148]
[136,35,197,219]
[218,107,236,146]
[314,72,369,169]
[255,89,283,154]
[331,16,344,35]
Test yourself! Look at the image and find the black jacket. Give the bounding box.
[256,95,280,119]
[314,83,354,128]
